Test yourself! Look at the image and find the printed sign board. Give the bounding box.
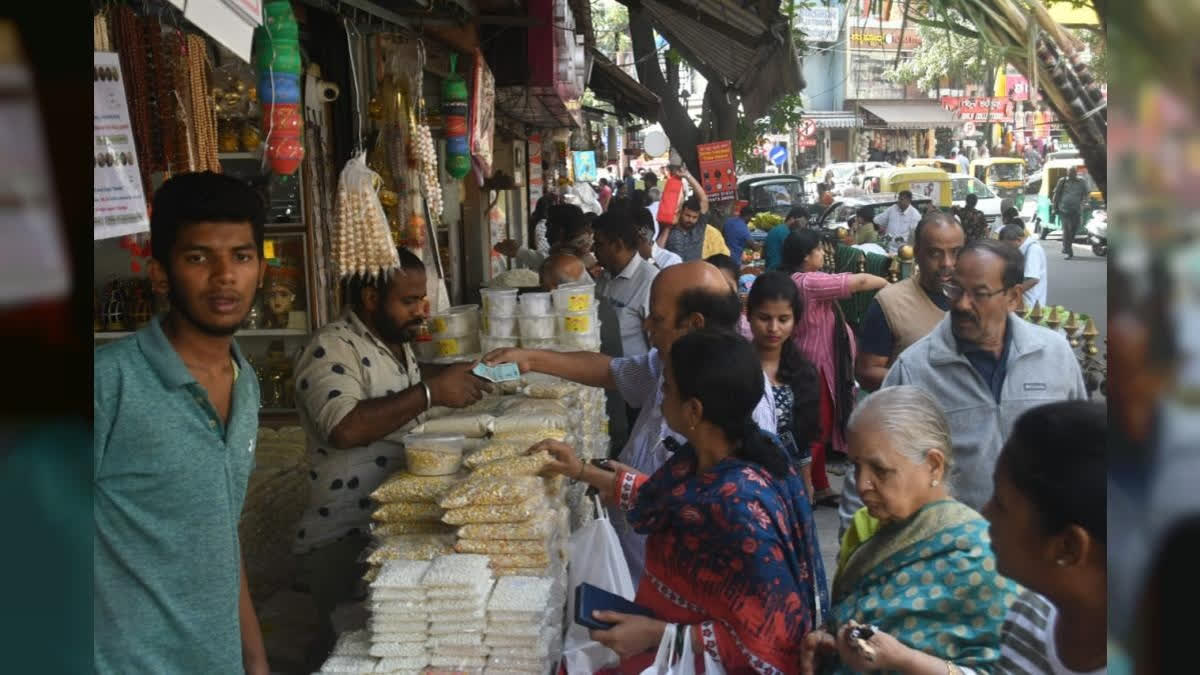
[697,140,736,201]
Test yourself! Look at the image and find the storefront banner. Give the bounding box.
[573,151,598,183]
[470,49,496,178]
[848,27,921,51]
[1006,74,1030,101]
[940,96,1013,123]
[798,6,841,43]
[697,140,736,201]
[94,52,150,241]
[528,133,544,210]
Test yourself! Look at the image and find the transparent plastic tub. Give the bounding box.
[481,288,519,317]
[518,315,556,339]
[518,292,553,317]
[413,340,438,362]
[481,335,520,353]
[486,315,519,338]
[430,304,480,338]
[557,309,597,336]
[551,282,595,314]
[519,337,558,350]
[401,433,466,476]
[434,332,481,358]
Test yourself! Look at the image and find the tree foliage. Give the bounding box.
[886,12,1005,90]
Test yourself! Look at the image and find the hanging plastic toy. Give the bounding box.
[254,0,305,175]
[442,53,470,179]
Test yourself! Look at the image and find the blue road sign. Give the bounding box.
[769,144,788,166]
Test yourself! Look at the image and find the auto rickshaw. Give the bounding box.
[1033,159,1104,240]
[906,157,959,174]
[876,167,953,209]
[969,157,1026,208]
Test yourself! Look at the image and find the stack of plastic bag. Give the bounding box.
[484,576,566,673]
[368,472,460,538]
[422,554,495,671]
[366,560,431,671]
[316,629,378,674]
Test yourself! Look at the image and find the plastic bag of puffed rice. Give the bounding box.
[428,620,486,635]
[489,413,568,436]
[371,472,462,503]
[492,565,553,577]
[462,441,537,470]
[498,398,569,416]
[372,521,456,537]
[413,414,495,437]
[365,534,456,565]
[330,629,372,657]
[469,451,554,479]
[318,653,379,673]
[487,551,552,568]
[442,495,546,525]
[372,653,429,669]
[367,618,428,634]
[437,645,491,658]
[487,576,554,612]
[488,428,568,444]
[369,633,429,648]
[439,475,542,509]
[371,501,445,523]
[372,559,431,589]
[430,655,488,669]
[420,553,492,587]
[362,641,425,658]
[456,509,558,541]
[426,578,491,600]
[454,538,551,556]
[429,632,485,647]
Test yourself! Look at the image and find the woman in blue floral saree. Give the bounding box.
[801,387,1018,675]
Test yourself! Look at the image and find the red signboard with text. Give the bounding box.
[697,141,736,201]
[940,96,1013,123]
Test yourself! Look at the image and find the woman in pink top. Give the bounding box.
[782,229,887,504]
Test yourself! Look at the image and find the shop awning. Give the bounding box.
[496,85,583,129]
[804,111,861,129]
[587,49,660,121]
[621,0,803,120]
[857,101,964,129]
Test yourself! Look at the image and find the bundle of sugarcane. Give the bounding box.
[910,0,1107,195]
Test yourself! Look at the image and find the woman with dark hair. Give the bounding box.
[747,271,821,499]
[535,328,827,672]
[529,192,557,256]
[782,229,887,506]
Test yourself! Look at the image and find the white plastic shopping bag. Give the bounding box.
[563,496,636,674]
[639,623,699,675]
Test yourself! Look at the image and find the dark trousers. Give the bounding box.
[297,533,371,671]
[1060,211,1081,254]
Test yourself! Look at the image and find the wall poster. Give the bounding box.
[94,51,150,241]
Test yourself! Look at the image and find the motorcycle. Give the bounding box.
[1085,209,1107,256]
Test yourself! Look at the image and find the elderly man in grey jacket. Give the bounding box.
[839,239,1087,535]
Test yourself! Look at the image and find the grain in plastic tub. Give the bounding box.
[518,315,556,339]
[481,335,519,353]
[402,433,465,476]
[433,332,480,358]
[519,337,558,350]
[518,292,552,316]
[481,288,518,317]
[551,282,594,314]
[486,314,519,338]
[429,304,479,338]
[556,308,596,336]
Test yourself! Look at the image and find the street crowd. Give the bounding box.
[94,169,1104,674]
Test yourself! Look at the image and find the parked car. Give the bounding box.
[737,173,807,218]
[948,173,1004,232]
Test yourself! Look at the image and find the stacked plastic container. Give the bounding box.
[480,288,520,353]
[551,282,600,351]
[516,291,556,350]
[426,304,481,361]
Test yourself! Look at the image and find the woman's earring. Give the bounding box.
[931,479,940,487]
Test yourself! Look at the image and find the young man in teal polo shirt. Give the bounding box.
[94,172,270,674]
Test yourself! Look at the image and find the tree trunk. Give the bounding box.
[628,8,701,173]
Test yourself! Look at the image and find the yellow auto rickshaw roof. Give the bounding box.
[970,157,1025,168]
[1043,158,1086,171]
[882,167,950,181]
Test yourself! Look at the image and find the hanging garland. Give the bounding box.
[114,5,154,196]
[187,34,221,173]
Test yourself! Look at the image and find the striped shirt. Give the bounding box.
[999,591,1107,675]
[789,271,856,453]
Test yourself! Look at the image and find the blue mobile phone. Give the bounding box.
[574,582,655,631]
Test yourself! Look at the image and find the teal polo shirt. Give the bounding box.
[94,315,259,674]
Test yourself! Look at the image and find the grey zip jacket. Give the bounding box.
[838,313,1088,535]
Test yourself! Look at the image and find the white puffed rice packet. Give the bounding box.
[427,595,491,612]
[372,560,432,590]
[426,576,492,599]
[369,634,428,649]
[373,654,429,671]
[430,655,488,668]
[482,669,543,675]
[486,655,548,669]
[487,611,546,623]
[367,618,428,634]
[369,590,425,604]
[368,603,428,618]
[364,533,456,565]
[362,641,425,657]
[429,632,484,647]
[484,618,547,638]
[330,629,372,657]
[428,620,487,635]
[488,576,553,613]
[319,653,380,673]
[431,607,485,622]
[437,645,491,658]
[421,554,492,587]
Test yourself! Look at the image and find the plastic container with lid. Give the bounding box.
[520,337,559,350]
[429,305,479,338]
[481,335,519,353]
[518,292,553,317]
[434,332,481,358]
[486,315,519,338]
[402,433,466,476]
[558,330,601,351]
[481,288,519,317]
[557,309,597,335]
[518,315,556,339]
[551,283,594,314]
[413,340,439,362]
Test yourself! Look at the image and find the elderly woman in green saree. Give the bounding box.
[801,386,1019,675]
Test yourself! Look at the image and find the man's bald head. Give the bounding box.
[540,253,587,291]
[645,261,741,356]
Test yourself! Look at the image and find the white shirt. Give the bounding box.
[293,308,423,553]
[649,243,682,269]
[1019,237,1048,309]
[608,349,777,582]
[873,204,922,253]
[1000,591,1106,675]
[596,254,658,358]
[647,203,662,240]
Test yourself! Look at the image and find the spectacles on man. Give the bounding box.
[941,282,1008,303]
